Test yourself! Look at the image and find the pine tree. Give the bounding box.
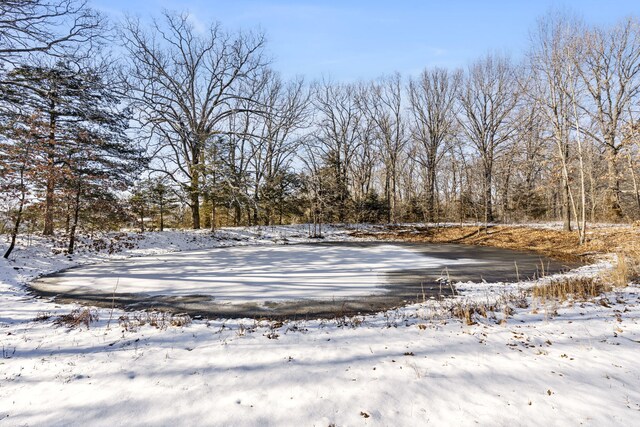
[1,60,144,253]
[0,114,46,258]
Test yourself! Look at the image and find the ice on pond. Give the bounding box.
[32,243,485,303]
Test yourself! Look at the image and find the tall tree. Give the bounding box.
[0,114,43,258]
[149,177,178,231]
[122,11,267,229]
[529,12,584,231]
[250,72,309,225]
[1,61,106,234]
[58,67,142,253]
[1,60,142,247]
[575,17,640,220]
[312,80,362,222]
[458,54,521,224]
[408,67,461,222]
[0,0,105,64]
[360,74,406,223]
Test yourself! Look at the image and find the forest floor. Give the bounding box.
[0,223,639,426]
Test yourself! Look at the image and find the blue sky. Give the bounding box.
[92,0,640,81]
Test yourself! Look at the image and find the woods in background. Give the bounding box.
[2,2,640,249]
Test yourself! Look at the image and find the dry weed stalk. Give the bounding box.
[118,312,192,332]
[531,276,610,302]
[55,308,99,328]
[611,250,640,287]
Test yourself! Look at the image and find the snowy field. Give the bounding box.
[1,225,639,426]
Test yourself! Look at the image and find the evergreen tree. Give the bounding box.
[149,177,178,231]
[1,60,143,253]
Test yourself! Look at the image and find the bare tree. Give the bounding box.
[246,71,310,225]
[349,103,377,214]
[0,0,105,64]
[574,17,640,220]
[312,80,362,222]
[299,137,327,237]
[506,101,548,221]
[359,73,406,223]
[408,67,461,222]
[529,12,584,231]
[458,54,521,225]
[623,118,640,216]
[122,11,267,229]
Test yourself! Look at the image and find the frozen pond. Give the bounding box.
[30,242,576,319]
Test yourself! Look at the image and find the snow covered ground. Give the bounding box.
[1,225,639,426]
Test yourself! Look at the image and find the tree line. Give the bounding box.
[2,2,640,256]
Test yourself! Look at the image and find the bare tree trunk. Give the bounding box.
[67,186,81,255]
[190,169,200,229]
[209,196,216,232]
[64,201,71,235]
[483,162,494,224]
[568,62,587,244]
[43,114,56,235]
[384,170,391,223]
[159,201,165,232]
[253,194,260,225]
[264,206,271,226]
[501,167,512,223]
[234,203,241,226]
[605,144,623,220]
[426,159,437,222]
[559,142,572,231]
[627,153,640,216]
[3,168,27,259]
[390,161,397,223]
[139,203,145,233]
[563,170,572,231]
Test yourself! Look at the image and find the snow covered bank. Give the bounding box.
[2,284,639,426]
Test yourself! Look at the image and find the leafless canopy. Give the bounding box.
[0,0,105,64]
[458,54,521,223]
[121,11,267,228]
[408,67,461,221]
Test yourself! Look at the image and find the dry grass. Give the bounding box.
[33,312,52,322]
[118,311,192,332]
[449,291,528,325]
[611,253,631,288]
[448,277,611,325]
[611,249,640,287]
[531,276,610,302]
[354,224,640,263]
[451,302,484,325]
[55,308,99,328]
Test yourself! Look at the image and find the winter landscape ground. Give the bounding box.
[1,224,639,426]
[4,1,640,426]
